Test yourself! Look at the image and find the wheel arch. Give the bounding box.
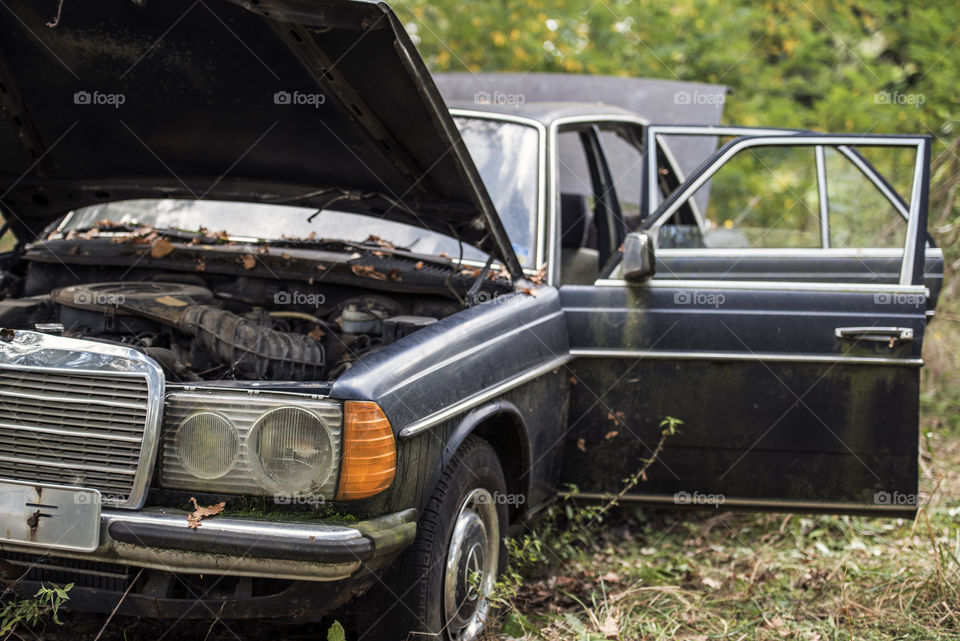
[433,400,533,523]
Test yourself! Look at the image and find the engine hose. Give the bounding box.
[180,306,324,380]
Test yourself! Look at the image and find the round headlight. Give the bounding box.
[249,407,335,493]
[175,412,239,479]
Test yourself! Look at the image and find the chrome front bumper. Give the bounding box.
[3,507,417,582]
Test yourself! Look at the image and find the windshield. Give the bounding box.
[56,118,540,267]
[455,117,540,268]
[57,199,489,261]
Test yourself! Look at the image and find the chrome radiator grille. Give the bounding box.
[0,331,164,508]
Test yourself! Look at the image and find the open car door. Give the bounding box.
[560,129,941,517]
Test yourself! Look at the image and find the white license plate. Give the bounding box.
[0,480,101,552]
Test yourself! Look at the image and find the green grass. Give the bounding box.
[495,430,960,640]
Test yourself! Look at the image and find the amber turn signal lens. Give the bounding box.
[337,401,397,500]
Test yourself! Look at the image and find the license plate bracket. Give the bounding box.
[0,480,101,552]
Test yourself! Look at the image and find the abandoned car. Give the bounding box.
[0,1,942,639]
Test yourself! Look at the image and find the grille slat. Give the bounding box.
[0,369,149,503]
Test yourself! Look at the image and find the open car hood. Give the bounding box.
[0,0,523,276]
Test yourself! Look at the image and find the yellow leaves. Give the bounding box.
[513,46,529,62]
[492,31,506,46]
[186,497,225,529]
[150,238,174,258]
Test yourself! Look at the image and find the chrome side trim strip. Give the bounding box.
[399,354,572,439]
[594,278,929,295]
[568,348,924,367]
[558,492,914,514]
[655,247,943,259]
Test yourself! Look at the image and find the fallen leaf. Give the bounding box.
[569,376,578,385]
[281,252,292,260]
[351,264,387,280]
[604,430,619,440]
[577,438,586,453]
[414,261,424,269]
[151,239,175,258]
[316,264,326,271]
[599,615,619,638]
[600,571,620,584]
[195,258,206,272]
[241,255,256,270]
[388,268,402,282]
[186,497,225,529]
[702,576,723,589]
[308,326,325,340]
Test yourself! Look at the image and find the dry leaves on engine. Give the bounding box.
[186,497,226,529]
[150,239,175,258]
[241,255,256,270]
[351,264,387,280]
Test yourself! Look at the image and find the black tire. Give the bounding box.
[358,436,508,641]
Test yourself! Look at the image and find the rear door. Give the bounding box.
[561,131,936,517]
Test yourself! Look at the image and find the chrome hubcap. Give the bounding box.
[443,488,499,641]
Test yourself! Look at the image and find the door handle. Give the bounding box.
[834,326,914,345]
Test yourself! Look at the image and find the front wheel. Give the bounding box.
[367,436,508,641]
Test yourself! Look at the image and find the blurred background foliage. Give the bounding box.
[394,0,960,422]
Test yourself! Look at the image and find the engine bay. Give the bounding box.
[0,275,461,382]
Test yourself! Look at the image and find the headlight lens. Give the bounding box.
[249,407,335,492]
[175,412,238,479]
[161,390,342,499]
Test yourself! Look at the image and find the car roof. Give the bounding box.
[447,100,642,125]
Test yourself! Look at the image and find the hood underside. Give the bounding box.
[0,0,522,275]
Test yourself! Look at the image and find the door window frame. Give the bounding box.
[615,133,931,289]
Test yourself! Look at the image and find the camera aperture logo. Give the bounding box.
[274,91,326,108]
[273,291,326,308]
[674,290,726,308]
[74,90,125,109]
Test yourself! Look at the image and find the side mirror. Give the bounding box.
[622,232,656,282]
